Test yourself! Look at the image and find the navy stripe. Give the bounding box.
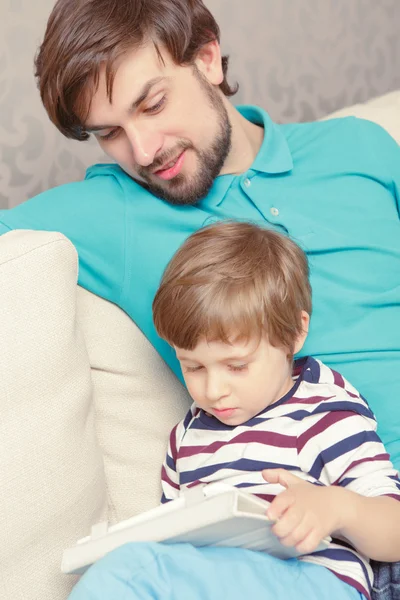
[302,357,321,383]
[179,459,300,485]
[309,430,380,479]
[183,409,194,430]
[315,547,372,586]
[288,400,374,422]
[193,415,236,431]
[388,475,400,489]
[166,454,176,470]
[235,482,260,489]
[338,477,356,487]
[316,548,361,562]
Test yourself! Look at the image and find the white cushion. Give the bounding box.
[77,287,191,522]
[0,230,107,600]
[323,89,400,143]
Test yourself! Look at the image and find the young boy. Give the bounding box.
[153,221,400,600]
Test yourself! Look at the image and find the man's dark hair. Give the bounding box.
[35,0,238,141]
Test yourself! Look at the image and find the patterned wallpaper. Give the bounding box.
[1,0,399,208]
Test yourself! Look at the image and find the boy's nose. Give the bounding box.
[205,374,229,402]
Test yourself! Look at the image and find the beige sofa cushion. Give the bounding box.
[0,231,107,600]
[323,89,400,143]
[77,287,191,522]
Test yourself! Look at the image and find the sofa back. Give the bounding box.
[0,229,190,600]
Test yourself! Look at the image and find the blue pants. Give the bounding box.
[68,542,363,600]
[371,560,400,600]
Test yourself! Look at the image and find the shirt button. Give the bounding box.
[243,178,251,188]
[270,207,279,216]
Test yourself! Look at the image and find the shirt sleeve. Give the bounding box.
[297,407,400,500]
[0,170,126,307]
[160,422,182,504]
[356,117,400,216]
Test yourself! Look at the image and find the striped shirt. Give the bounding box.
[161,357,400,599]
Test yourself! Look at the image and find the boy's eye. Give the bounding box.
[185,365,203,373]
[229,364,248,372]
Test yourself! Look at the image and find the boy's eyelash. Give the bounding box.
[229,364,248,372]
[185,364,248,373]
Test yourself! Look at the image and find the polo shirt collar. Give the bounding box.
[237,105,293,174]
[200,105,293,209]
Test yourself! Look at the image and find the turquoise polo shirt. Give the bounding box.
[1,106,400,465]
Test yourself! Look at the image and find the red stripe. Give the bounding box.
[331,369,359,398]
[332,369,345,389]
[254,493,275,504]
[285,394,336,406]
[297,411,354,452]
[169,424,178,461]
[327,569,370,600]
[384,493,400,501]
[178,430,297,459]
[187,480,201,489]
[334,453,390,484]
[161,465,179,490]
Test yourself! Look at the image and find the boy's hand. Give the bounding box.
[262,468,348,554]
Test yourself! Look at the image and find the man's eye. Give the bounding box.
[97,128,119,141]
[229,364,248,372]
[144,95,166,114]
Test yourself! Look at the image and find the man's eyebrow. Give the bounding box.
[85,76,167,132]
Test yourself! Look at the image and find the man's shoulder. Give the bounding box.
[278,116,395,174]
[280,115,384,148]
[0,163,153,235]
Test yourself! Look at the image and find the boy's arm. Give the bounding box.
[336,490,400,561]
[265,407,400,560]
[321,409,400,561]
[264,467,400,561]
[160,422,181,503]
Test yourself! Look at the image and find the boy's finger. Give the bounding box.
[295,530,321,555]
[271,505,302,539]
[267,490,294,521]
[262,468,302,489]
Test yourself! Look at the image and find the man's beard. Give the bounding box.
[135,73,232,206]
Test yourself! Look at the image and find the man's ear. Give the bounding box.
[194,40,224,85]
[293,311,310,355]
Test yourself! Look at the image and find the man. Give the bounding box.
[0,1,399,594]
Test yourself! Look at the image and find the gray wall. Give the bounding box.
[1,0,399,208]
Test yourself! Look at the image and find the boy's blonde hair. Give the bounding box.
[153,221,312,352]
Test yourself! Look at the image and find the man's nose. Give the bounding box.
[125,123,163,167]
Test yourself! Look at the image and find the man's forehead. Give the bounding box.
[85,43,170,126]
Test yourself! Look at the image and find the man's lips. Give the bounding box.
[153,150,186,180]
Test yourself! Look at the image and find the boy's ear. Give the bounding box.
[293,311,310,355]
[194,40,224,86]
